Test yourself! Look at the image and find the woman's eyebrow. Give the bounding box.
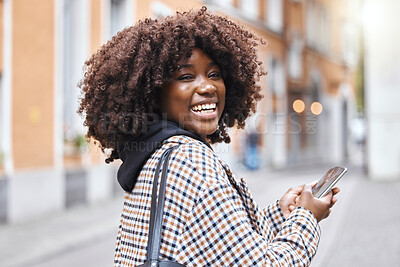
[177,62,218,70]
[177,64,193,70]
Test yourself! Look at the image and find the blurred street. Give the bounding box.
[1,0,399,266]
[1,163,399,267]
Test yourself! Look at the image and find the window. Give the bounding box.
[108,0,134,39]
[268,58,286,98]
[216,0,234,8]
[288,32,303,79]
[62,0,88,144]
[267,57,287,168]
[1,0,12,172]
[0,75,3,138]
[306,0,331,54]
[0,75,4,171]
[266,0,283,32]
[151,1,173,18]
[306,0,316,47]
[240,0,259,20]
[319,7,331,53]
[345,0,362,17]
[342,20,359,66]
[110,0,125,36]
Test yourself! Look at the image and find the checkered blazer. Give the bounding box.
[114,136,321,266]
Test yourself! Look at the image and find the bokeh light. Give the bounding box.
[293,99,305,113]
[310,101,323,115]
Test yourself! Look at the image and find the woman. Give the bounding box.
[79,7,339,266]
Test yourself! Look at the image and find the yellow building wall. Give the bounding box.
[287,0,305,34]
[90,0,102,54]
[12,0,54,169]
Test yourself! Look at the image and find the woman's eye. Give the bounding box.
[177,75,194,80]
[209,72,222,79]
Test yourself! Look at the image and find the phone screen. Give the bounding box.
[312,166,347,198]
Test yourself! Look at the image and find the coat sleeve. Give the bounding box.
[175,178,320,266]
[171,143,321,266]
[261,200,287,242]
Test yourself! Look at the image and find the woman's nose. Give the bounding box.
[197,83,217,95]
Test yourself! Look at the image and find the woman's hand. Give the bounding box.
[279,185,303,219]
[280,182,340,221]
[295,184,340,222]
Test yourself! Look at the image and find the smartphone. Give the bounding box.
[312,166,347,198]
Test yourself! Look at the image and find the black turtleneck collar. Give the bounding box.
[117,120,211,192]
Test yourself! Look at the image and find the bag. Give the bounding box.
[137,146,186,267]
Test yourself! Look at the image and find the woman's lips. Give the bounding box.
[191,102,217,111]
[190,102,218,120]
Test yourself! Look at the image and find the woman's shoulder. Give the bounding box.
[163,135,228,187]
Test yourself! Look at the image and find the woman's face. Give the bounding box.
[160,48,226,138]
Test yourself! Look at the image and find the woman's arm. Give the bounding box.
[171,141,320,266]
[176,182,320,266]
[261,200,287,241]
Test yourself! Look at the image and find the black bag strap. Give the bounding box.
[146,146,177,264]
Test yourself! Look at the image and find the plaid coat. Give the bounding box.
[114,136,321,266]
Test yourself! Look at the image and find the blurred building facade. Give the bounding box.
[209,0,362,170]
[0,0,361,224]
[363,0,400,181]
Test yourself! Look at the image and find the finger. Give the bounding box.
[332,187,341,195]
[329,197,337,208]
[289,185,304,194]
[310,180,319,187]
[321,190,333,202]
[303,184,312,193]
[289,205,295,211]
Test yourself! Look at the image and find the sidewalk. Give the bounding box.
[240,164,400,267]
[0,194,124,267]
[0,164,399,267]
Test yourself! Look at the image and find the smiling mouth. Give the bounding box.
[191,103,217,114]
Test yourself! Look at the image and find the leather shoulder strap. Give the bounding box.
[146,146,177,263]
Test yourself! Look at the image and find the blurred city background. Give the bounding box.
[0,0,399,266]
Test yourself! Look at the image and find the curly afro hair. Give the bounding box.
[78,6,266,163]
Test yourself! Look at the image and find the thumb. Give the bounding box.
[303,184,312,193]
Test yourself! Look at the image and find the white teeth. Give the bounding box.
[192,103,216,112]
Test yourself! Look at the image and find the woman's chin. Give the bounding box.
[191,124,219,139]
